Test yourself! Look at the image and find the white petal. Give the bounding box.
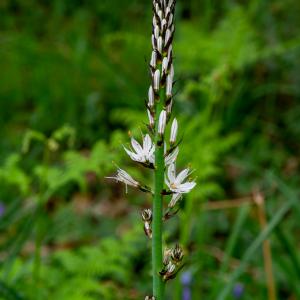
[174,168,190,185]
[167,163,176,183]
[177,181,196,193]
[143,134,152,153]
[165,147,179,166]
[169,193,182,208]
[123,146,143,162]
[131,137,143,155]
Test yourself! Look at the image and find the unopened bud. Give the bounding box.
[150,51,157,69]
[158,110,167,135]
[144,222,152,238]
[148,86,155,107]
[153,69,160,92]
[165,29,171,46]
[154,25,160,40]
[162,57,169,75]
[171,244,184,262]
[157,36,163,53]
[166,74,173,98]
[141,208,152,222]
[170,118,178,144]
[147,109,155,128]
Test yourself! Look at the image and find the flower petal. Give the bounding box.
[177,181,196,193]
[169,193,182,208]
[167,163,176,183]
[131,137,143,155]
[174,168,190,185]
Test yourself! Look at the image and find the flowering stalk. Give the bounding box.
[107,0,196,299]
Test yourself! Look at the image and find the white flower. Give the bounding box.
[107,168,139,193]
[158,110,167,135]
[170,118,178,144]
[124,134,155,164]
[165,164,196,194]
[165,147,179,166]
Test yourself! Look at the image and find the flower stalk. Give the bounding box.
[107,0,196,299]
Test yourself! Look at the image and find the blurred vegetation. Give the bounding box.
[0,0,300,299]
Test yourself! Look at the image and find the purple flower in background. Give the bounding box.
[0,202,5,217]
[233,283,244,299]
[181,271,192,300]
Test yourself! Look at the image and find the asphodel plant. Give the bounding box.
[107,0,196,299]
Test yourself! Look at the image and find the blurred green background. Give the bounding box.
[0,0,300,299]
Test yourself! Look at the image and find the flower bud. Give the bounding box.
[147,109,155,128]
[166,261,176,274]
[150,51,157,69]
[166,74,173,98]
[148,86,155,107]
[141,208,152,222]
[169,14,174,27]
[165,29,171,46]
[154,25,160,40]
[161,18,167,30]
[166,99,173,115]
[151,34,156,49]
[170,118,178,144]
[171,243,184,262]
[157,36,163,54]
[158,10,163,20]
[162,57,169,75]
[158,110,167,135]
[153,69,160,92]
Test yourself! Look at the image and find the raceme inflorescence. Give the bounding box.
[107,1,196,299]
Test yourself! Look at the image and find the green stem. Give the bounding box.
[152,84,166,299]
